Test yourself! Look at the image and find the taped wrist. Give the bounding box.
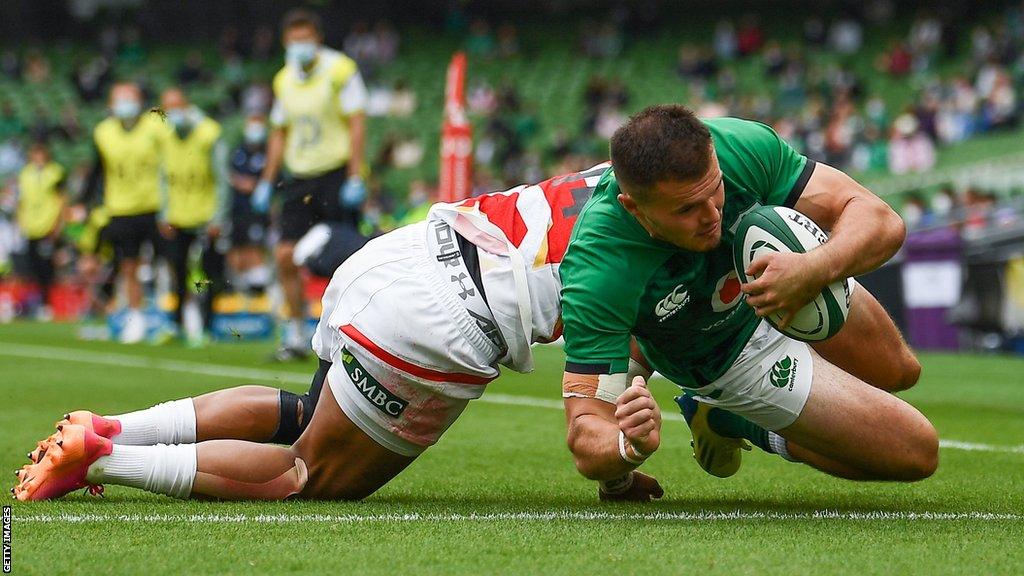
[599,472,635,495]
[627,358,652,382]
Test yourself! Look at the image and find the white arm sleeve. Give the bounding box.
[338,71,368,115]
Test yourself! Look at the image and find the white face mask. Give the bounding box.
[112,98,141,120]
[244,123,267,145]
[286,41,318,67]
[166,109,189,129]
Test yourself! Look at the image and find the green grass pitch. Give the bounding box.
[2,321,1023,575]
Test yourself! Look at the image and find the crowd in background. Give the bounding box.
[1,2,1024,326]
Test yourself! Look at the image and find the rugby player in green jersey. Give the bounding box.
[560,105,937,497]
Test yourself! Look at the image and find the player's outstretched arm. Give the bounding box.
[563,373,661,480]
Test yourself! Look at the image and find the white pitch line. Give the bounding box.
[2,342,1023,456]
[12,511,1023,524]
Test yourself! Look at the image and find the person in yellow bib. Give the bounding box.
[253,8,368,361]
[81,82,165,343]
[16,140,66,319]
[155,87,229,345]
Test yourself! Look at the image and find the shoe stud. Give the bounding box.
[56,440,62,448]
[56,424,63,432]
[63,413,70,420]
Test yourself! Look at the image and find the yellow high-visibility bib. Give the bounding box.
[17,161,64,239]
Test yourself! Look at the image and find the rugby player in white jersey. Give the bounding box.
[14,165,663,502]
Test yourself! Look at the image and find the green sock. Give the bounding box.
[706,408,773,453]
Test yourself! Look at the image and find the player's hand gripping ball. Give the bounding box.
[733,206,852,342]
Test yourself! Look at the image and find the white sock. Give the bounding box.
[285,319,307,348]
[246,265,271,289]
[768,431,798,462]
[107,399,197,445]
[87,443,197,499]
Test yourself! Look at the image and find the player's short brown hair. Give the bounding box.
[281,8,322,36]
[610,104,712,201]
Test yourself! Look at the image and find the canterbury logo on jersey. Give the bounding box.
[655,284,690,322]
[342,348,408,418]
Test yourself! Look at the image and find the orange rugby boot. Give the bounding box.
[13,424,113,501]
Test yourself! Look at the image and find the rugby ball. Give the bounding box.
[732,206,852,342]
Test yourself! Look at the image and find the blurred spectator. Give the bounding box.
[466,19,496,59]
[23,51,51,84]
[220,54,248,109]
[497,23,520,58]
[15,140,65,318]
[677,45,719,81]
[901,192,933,229]
[829,16,863,55]
[240,81,272,116]
[79,81,164,344]
[388,79,417,117]
[963,188,996,236]
[594,104,627,140]
[227,114,271,296]
[888,113,936,174]
[736,14,764,57]
[375,132,424,171]
[713,20,738,60]
[250,25,276,61]
[345,22,380,76]
[56,105,83,142]
[28,107,56,142]
[468,79,498,115]
[1,50,21,80]
[154,87,227,344]
[177,50,210,86]
[0,103,24,141]
[878,40,913,76]
[98,24,119,59]
[118,26,146,66]
[762,41,787,77]
[374,21,400,65]
[803,16,827,47]
[219,25,242,59]
[72,56,112,103]
[981,70,1018,130]
[583,22,623,59]
[932,186,958,220]
[0,138,24,178]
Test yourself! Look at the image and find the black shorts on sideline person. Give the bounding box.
[277,166,360,242]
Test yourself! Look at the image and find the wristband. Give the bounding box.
[599,472,635,495]
[618,430,648,465]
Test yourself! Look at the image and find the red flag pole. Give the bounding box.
[439,52,473,203]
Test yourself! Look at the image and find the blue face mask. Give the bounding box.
[286,41,318,67]
[112,98,141,120]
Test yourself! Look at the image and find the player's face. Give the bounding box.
[622,152,725,252]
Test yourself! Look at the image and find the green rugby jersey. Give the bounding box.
[560,117,816,388]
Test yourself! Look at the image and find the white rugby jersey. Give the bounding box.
[427,163,609,372]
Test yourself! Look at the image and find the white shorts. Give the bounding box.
[312,222,502,456]
[688,320,813,431]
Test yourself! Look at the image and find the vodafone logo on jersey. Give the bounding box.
[711,271,744,312]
